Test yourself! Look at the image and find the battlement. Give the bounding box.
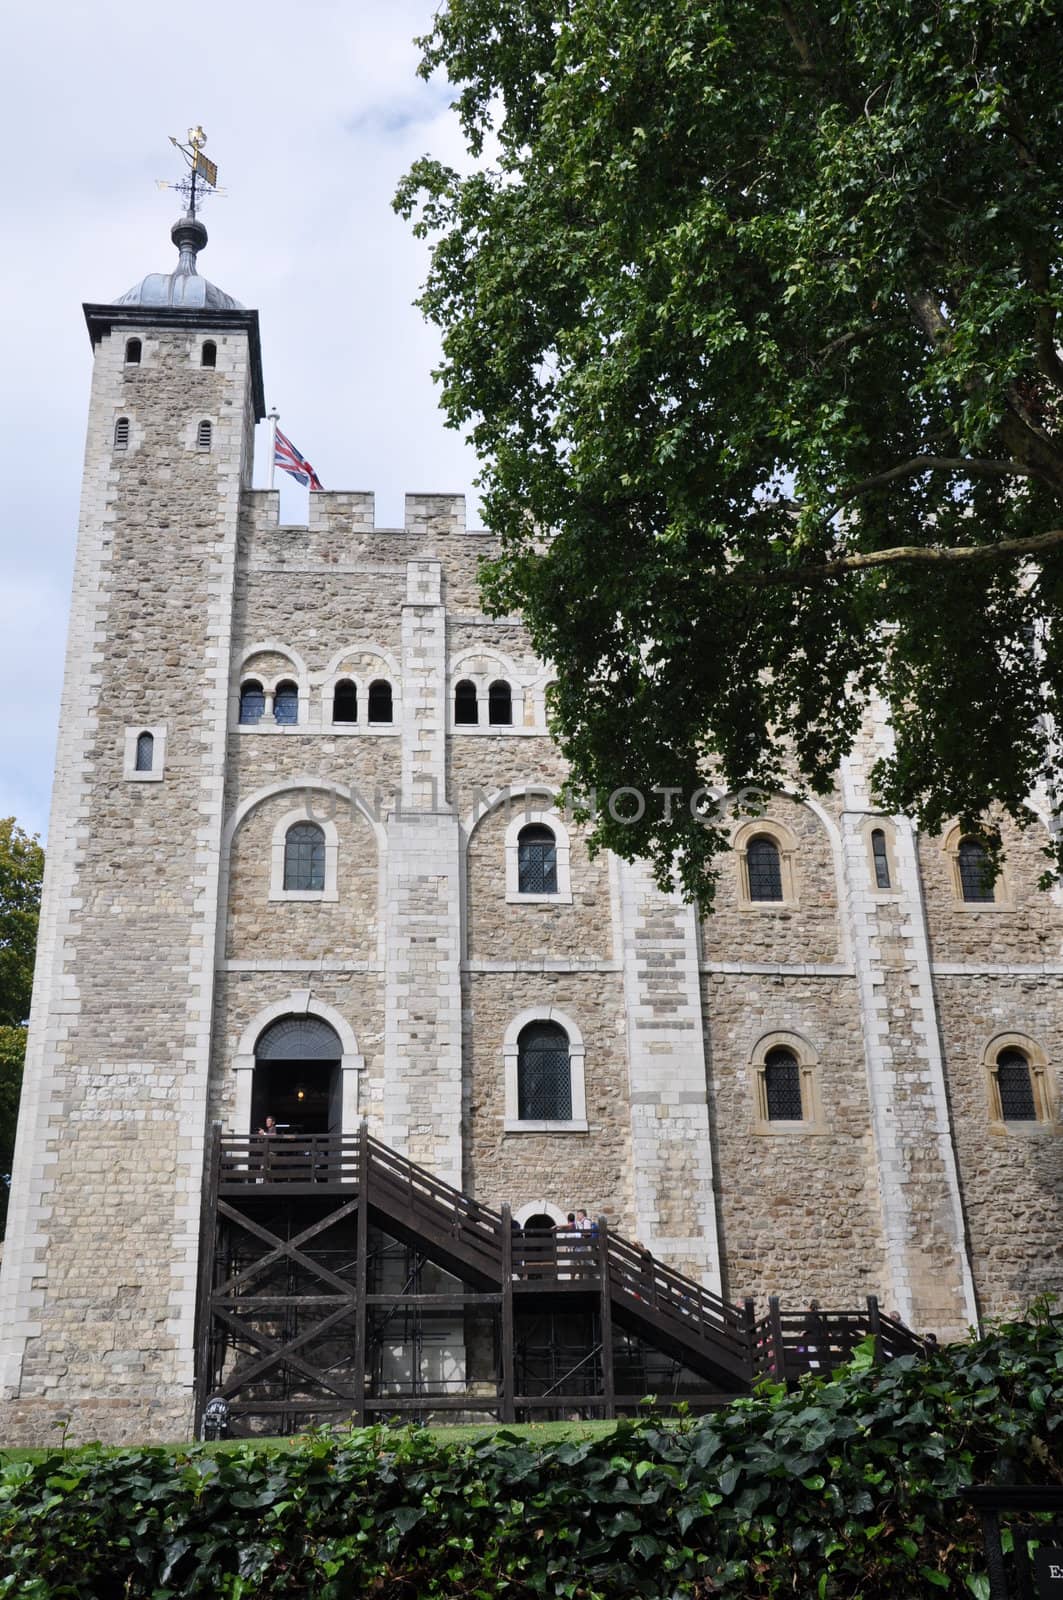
[239,490,498,580]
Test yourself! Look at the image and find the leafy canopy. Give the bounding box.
[0,818,44,1235]
[397,0,1063,905]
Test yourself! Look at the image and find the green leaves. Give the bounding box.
[399,0,1063,909]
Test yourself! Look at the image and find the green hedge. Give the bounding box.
[4,1311,1063,1598]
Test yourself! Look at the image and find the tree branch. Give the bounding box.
[740,525,1063,588]
[834,454,1058,507]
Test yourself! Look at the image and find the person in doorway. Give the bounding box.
[574,1208,595,1274]
[255,1114,278,1178]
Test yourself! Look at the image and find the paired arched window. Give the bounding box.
[274,681,299,725]
[124,338,141,365]
[201,341,217,369]
[958,837,994,903]
[747,835,784,902]
[332,680,357,723]
[113,416,130,451]
[517,1022,572,1121]
[763,1048,803,1121]
[518,824,558,894]
[995,1047,1037,1122]
[134,731,154,773]
[368,680,393,723]
[871,828,891,889]
[283,822,326,892]
[239,680,265,724]
[488,680,512,726]
[196,419,212,451]
[454,679,478,725]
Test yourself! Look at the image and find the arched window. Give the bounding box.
[517,1022,572,1121]
[239,680,265,725]
[454,679,478,725]
[959,837,994,902]
[996,1048,1037,1122]
[488,680,512,726]
[764,1047,803,1121]
[368,680,393,723]
[201,340,217,369]
[274,681,299,725]
[871,828,891,889]
[134,731,154,772]
[518,824,558,894]
[125,338,141,365]
[283,822,326,892]
[113,416,130,450]
[332,679,357,724]
[196,419,212,451]
[747,835,783,902]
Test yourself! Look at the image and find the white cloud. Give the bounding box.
[0,0,484,839]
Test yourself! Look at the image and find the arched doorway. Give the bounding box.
[251,1015,342,1135]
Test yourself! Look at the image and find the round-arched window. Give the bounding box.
[763,1047,803,1121]
[747,835,783,902]
[517,1022,572,1121]
[517,824,558,894]
[368,680,393,723]
[996,1047,1037,1121]
[454,679,478,725]
[239,680,265,725]
[488,680,512,726]
[959,838,994,902]
[283,822,325,892]
[274,681,299,725]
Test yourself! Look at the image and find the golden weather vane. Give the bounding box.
[155,126,224,217]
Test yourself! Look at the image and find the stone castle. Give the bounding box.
[1,207,1062,1444]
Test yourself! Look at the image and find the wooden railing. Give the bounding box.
[751,1295,929,1381]
[219,1133,360,1185]
[606,1233,752,1369]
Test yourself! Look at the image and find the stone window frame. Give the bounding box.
[320,645,403,736]
[748,1031,826,1135]
[122,723,167,783]
[269,808,340,903]
[232,644,311,732]
[982,1031,1057,1134]
[504,808,573,904]
[503,1005,588,1133]
[941,823,1013,911]
[448,651,527,733]
[231,993,365,1137]
[733,818,800,911]
[860,816,901,895]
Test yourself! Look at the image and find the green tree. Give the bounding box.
[398,0,1063,905]
[0,818,44,1234]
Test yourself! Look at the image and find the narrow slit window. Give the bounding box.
[764,1048,803,1121]
[996,1049,1038,1122]
[239,680,265,725]
[332,679,357,723]
[113,416,130,450]
[201,341,217,369]
[488,680,512,726]
[125,338,141,365]
[517,1022,572,1121]
[134,731,154,772]
[368,680,393,723]
[871,828,891,889]
[274,681,299,725]
[518,824,558,894]
[454,679,479,725]
[747,835,783,902]
[283,822,326,892]
[959,838,995,902]
[196,419,212,451]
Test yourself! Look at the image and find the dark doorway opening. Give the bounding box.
[251,1059,339,1135]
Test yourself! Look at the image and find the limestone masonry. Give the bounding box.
[1,218,1061,1444]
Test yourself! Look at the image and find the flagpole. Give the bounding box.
[267,407,279,491]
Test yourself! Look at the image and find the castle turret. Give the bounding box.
[0,210,264,1440]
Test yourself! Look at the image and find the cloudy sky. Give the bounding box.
[0,1,484,841]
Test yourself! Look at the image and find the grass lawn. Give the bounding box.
[0,1416,623,1465]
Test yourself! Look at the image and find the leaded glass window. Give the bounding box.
[517,1022,572,1120]
[454,679,478,725]
[997,1049,1037,1122]
[959,838,994,902]
[871,829,891,889]
[747,835,783,902]
[488,680,512,726]
[368,680,393,723]
[134,731,154,772]
[256,1015,342,1060]
[518,824,558,894]
[332,679,357,723]
[284,822,325,892]
[274,681,299,725]
[764,1048,803,1120]
[239,680,265,724]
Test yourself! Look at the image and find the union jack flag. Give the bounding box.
[273,427,323,491]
